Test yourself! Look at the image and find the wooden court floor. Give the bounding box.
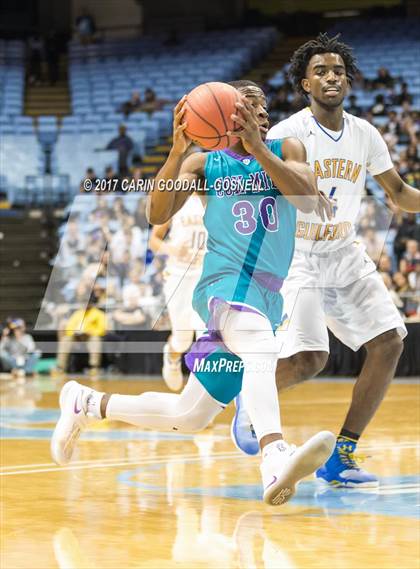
[1,376,419,569]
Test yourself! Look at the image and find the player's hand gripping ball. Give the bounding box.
[184,82,242,150]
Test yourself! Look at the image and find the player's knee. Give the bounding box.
[365,330,403,361]
[297,350,328,380]
[228,329,278,361]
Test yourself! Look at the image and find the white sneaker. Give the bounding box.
[162,343,183,391]
[50,380,97,466]
[261,431,335,506]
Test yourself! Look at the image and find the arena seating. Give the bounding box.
[269,18,420,108]
[66,27,277,134]
[0,40,25,117]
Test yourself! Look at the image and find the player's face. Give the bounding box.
[238,86,269,139]
[302,53,348,108]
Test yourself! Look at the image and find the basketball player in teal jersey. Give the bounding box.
[51,81,335,506]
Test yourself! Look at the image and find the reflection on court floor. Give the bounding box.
[2,377,419,568]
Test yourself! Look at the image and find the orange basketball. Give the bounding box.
[184,82,242,150]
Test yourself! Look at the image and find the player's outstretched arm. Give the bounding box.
[147,97,206,224]
[374,168,420,213]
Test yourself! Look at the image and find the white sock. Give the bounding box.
[262,439,288,459]
[85,389,105,419]
[220,309,282,443]
[106,373,222,432]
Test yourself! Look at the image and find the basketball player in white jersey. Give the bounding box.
[150,195,207,390]
[232,33,420,487]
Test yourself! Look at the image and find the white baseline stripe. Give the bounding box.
[0,451,243,476]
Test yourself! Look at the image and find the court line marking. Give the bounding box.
[0,450,243,476]
[1,439,418,472]
[0,455,188,470]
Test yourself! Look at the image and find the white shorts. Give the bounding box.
[163,268,205,336]
[277,242,407,356]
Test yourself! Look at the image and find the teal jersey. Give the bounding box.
[200,140,296,290]
[187,140,297,402]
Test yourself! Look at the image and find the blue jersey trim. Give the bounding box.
[312,115,345,142]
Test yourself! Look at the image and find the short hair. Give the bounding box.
[228,80,261,90]
[289,33,359,97]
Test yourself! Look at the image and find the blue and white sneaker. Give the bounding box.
[230,394,259,455]
[315,437,379,488]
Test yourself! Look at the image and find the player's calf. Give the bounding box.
[232,351,329,456]
[275,350,329,391]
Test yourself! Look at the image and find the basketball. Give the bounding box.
[184,82,242,150]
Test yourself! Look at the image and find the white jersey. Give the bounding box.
[165,195,207,274]
[267,107,393,253]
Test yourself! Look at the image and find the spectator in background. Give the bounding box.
[141,88,160,114]
[405,159,420,189]
[57,217,85,268]
[387,110,402,138]
[392,272,415,316]
[394,213,420,262]
[403,239,420,271]
[380,124,399,162]
[381,273,404,314]
[112,249,131,288]
[90,195,112,223]
[378,253,392,276]
[346,94,362,116]
[75,9,96,45]
[359,199,390,232]
[104,165,120,191]
[399,115,417,146]
[27,35,43,85]
[371,94,388,116]
[406,141,418,162]
[94,251,119,303]
[94,209,113,246]
[55,293,106,377]
[372,67,394,89]
[0,319,41,379]
[149,256,165,295]
[408,261,420,292]
[106,125,134,176]
[80,167,96,193]
[122,266,152,306]
[120,91,142,117]
[394,82,413,106]
[131,154,143,182]
[85,229,106,263]
[351,69,366,90]
[133,198,149,231]
[64,249,88,282]
[112,196,130,222]
[110,223,144,264]
[112,289,147,330]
